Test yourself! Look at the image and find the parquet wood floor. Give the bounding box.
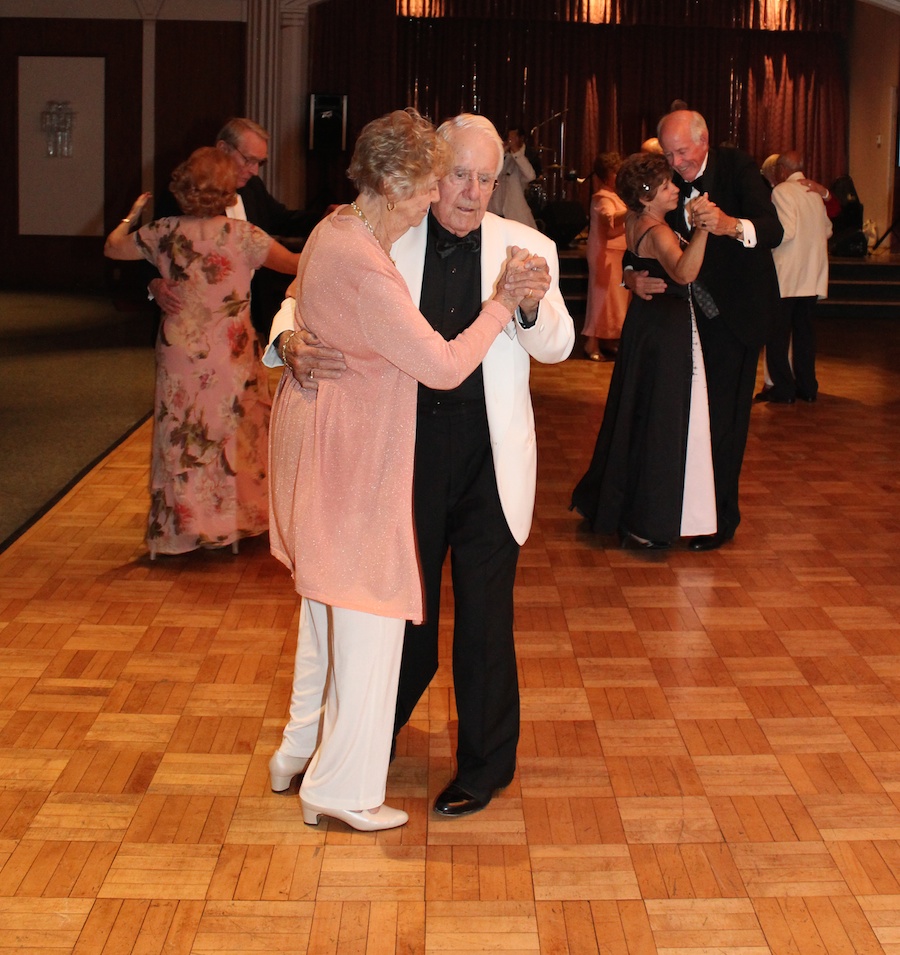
[2,315,900,953]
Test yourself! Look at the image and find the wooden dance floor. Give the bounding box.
[2,315,900,954]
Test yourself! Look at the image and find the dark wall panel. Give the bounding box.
[0,17,245,295]
[0,18,142,292]
[153,20,245,200]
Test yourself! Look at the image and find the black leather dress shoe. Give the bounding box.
[796,390,817,403]
[688,533,731,552]
[755,387,795,404]
[433,781,491,816]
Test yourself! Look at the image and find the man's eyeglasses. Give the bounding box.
[232,145,267,170]
[448,169,497,191]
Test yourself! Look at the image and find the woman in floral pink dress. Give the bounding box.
[104,148,298,556]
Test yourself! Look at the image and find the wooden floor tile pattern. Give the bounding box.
[1,316,900,952]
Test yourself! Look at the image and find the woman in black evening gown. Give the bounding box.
[571,152,718,548]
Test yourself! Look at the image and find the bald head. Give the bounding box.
[772,150,804,185]
[777,151,804,174]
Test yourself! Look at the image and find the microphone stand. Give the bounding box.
[530,110,569,201]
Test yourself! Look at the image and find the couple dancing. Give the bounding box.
[572,150,716,549]
[573,110,783,551]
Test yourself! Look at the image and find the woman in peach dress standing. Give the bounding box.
[582,152,630,361]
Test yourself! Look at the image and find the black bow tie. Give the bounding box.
[435,233,481,258]
[681,174,704,198]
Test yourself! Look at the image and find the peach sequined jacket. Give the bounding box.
[268,212,514,622]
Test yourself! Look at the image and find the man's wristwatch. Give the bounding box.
[734,219,744,241]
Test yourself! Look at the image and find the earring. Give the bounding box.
[387,201,395,212]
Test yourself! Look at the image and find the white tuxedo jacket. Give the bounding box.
[267,210,574,545]
[771,172,833,299]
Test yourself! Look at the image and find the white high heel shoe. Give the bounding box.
[301,801,408,831]
[268,751,309,792]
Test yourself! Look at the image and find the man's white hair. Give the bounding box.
[437,113,504,176]
[657,109,708,144]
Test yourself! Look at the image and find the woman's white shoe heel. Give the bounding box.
[301,801,408,831]
[268,752,309,792]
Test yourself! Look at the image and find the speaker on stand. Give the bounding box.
[309,94,348,151]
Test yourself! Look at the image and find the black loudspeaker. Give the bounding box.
[309,94,348,151]
[539,200,588,248]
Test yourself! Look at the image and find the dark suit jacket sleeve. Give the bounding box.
[239,177,319,238]
[730,150,783,250]
[700,148,783,346]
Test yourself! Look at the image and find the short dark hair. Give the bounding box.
[216,117,269,149]
[593,151,622,182]
[615,152,671,213]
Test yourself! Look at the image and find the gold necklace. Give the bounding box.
[349,201,394,264]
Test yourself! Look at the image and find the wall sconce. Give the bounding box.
[41,100,75,158]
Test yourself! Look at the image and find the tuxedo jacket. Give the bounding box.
[771,172,833,299]
[392,212,574,543]
[669,147,783,347]
[268,211,575,546]
[237,176,319,239]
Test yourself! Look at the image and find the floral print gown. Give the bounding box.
[136,216,273,555]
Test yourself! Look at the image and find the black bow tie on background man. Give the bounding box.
[435,232,481,258]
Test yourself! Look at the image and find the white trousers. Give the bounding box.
[278,598,405,811]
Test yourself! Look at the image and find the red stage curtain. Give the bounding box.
[310,0,849,202]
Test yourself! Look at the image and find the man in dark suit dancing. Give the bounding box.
[632,109,783,550]
[151,117,319,336]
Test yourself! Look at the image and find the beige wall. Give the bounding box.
[850,1,900,247]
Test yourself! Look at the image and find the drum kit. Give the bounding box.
[527,110,589,246]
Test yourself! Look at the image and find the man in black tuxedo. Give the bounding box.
[633,109,783,550]
[151,117,319,336]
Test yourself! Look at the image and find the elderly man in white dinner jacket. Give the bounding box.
[761,149,833,404]
[266,112,574,817]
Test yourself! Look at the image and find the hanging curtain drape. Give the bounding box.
[310,0,849,203]
[396,0,850,32]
